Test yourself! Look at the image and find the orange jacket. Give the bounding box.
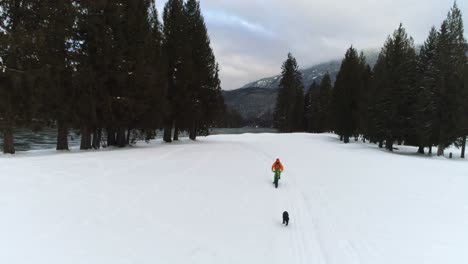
[272,161,284,171]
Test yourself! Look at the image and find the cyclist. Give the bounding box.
[271,158,284,182]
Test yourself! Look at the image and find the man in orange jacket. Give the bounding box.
[272,158,284,180]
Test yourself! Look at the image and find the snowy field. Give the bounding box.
[1,133,467,264]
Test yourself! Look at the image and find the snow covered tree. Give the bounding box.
[274,53,304,133]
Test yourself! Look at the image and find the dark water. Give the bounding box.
[0,127,277,152]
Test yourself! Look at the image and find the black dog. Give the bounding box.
[282,211,289,226]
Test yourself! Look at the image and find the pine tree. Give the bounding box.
[414,27,439,154]
[358,53,372,141]
[304,81,319,132]
[461,63,468,158]
[34,0,76,151]
[434,3,467,156]
[74,0,117,149]
[274,53,304,133]
[371,24,417,151]
[0,0,42,154]
[317,73,332,132]
[332,46,363,143]
[162,0,191,142]
[185,0,223,140]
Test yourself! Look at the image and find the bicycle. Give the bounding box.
[273,170,282,188]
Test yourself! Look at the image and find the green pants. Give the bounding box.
[273,170,282,180]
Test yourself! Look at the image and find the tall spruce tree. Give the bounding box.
[434,3,466,156]
[371,24,417,151]
[414,27,439,154]
[304,74,332,133]
[0,0,42,154]
[274,53,304,133]
[304,81,320,132]
[185,0,223,140]
[74,0,117,149]
[317,73,332,132]
[35,0,76,151]
[358,53,372,141]
[162,0,191,142]
[462,63,468,158]
[332,46,363,143]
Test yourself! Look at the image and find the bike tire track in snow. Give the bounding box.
[236,139,327,264]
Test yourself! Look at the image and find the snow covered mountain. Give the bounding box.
[224,49,380,124]
[241,48,380,90]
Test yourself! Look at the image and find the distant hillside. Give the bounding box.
[222,49,381,126]
[222,87,278,126]
[241,48,380,91]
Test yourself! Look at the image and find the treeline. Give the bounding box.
[0,0,224,154]
[275,3,468,157]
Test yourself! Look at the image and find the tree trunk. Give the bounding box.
[378,141,383,148]
[117,128,126,148]
[189,127,197,141]
[173,126,179,141]
[386,138,393,151]
[428,146,432,155]
[339,135,343,141]
[56,121,69,151]
[80,126,92,150]
[417,146,425,154]
[92,129,102,149]
[461,135,466,159]
[163,124,172,143]
[107,128,117,146]
[126,128,131,145]
[3,125,15,154]
[437,143,445,157]
[344,135,350,143]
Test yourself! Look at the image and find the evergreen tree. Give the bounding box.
[371,24,417,151]
[304,75,332,133]
[34,0,76,151]
[162,0,191,142]
[184,0,223,140]
[317,73,332,132]
[434,3,467,156]
[304,81,319,132]
[274,53,304,133]
[74,0,117,149]
[0,0,42,154]
[414,27,439,154]
[461,63,468,158]
[358,53,372,141]
[332,46,363,143]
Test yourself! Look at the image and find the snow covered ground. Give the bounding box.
[1,133,467,264]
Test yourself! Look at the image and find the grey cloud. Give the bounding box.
[157,0,467,90]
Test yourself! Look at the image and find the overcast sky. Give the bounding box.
[157,0,468,90]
